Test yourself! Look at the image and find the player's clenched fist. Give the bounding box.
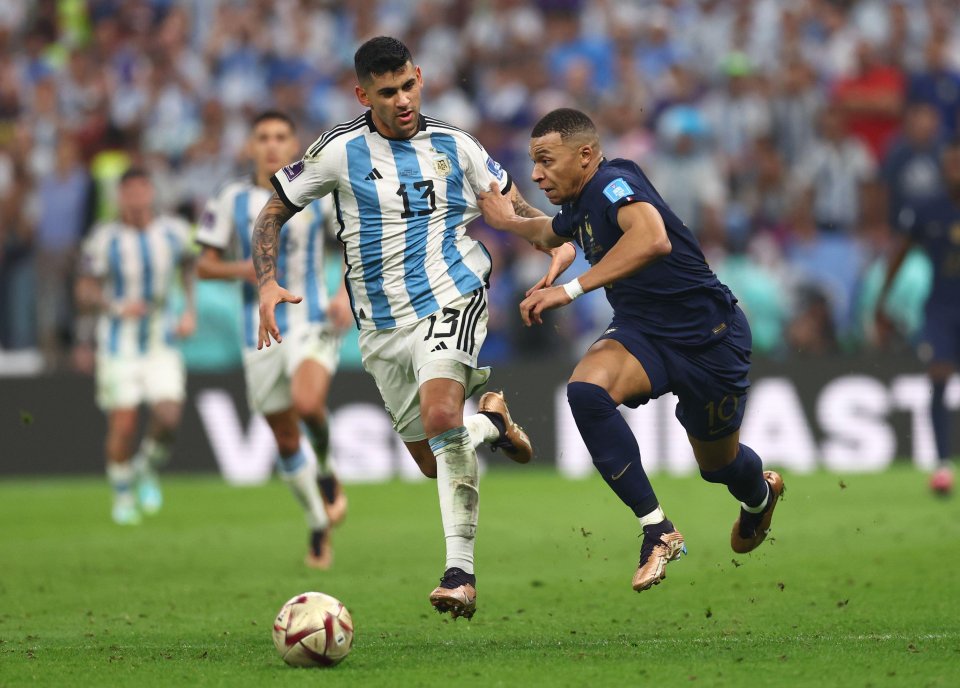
[257,281,303,349]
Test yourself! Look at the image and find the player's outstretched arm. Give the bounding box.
[477,182,565,249]
[252,193,303,348]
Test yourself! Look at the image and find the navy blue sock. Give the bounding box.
[931,381,951,462]
[701,444,768,508]
[567,382,659,517]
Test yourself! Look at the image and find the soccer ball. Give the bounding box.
[272,592,354,667]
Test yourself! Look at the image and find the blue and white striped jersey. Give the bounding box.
[196,178,333,349]
[81,216,192,357]
[271,111,512,331]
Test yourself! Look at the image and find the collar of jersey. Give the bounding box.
[364,109,427,140]
[567,157,610,209]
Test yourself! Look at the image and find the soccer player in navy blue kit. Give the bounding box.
[878,137,960,496]
[478,109,784,591]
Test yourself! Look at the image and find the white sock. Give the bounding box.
[429,426,479,573]
[278,449,329,530]
[742,484,770,513]
[106,462,135,504]
[464,413,499,447]
[638,505,666,529]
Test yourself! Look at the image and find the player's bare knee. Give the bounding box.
[110,411,138,441]
[152,404,181,437]
[422,403,462,437]
[291,392,323,423]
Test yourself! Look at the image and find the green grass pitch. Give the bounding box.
[1,467,958,687]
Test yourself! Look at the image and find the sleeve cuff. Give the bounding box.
[499,177,513,195]
[270,175,304,213]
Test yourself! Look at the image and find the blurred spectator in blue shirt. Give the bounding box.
[791,107,876,233]
[784,198,866,340]
[34,136,91,367]
[907,33,960,136]
[882,101,945,231]
[545,10,615,94]
[647,105,726,240]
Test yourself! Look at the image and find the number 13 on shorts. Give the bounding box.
[421,288,487,357]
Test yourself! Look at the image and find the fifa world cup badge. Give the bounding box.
[433,153,452,177]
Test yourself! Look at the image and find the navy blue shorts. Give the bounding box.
[919,301,960,364]
[597,305,752,441]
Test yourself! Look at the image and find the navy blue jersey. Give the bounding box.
[552,158,736,346]
[906,196,960,307]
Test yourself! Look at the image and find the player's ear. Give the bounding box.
[355,84,370,107]
[415,65,423,88]
[579,144,593,168]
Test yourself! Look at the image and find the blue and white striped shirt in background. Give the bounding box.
[81,217,192,357]
[196,178,333,349]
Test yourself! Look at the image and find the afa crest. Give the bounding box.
[433,153,452,177]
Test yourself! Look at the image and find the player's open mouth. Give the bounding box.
[397,111,414,124]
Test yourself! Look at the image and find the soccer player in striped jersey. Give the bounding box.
[76,169,196,525]
[252,37,540,619]
[197,111,352,569]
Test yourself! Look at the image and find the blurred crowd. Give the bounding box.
[1,0,959,371]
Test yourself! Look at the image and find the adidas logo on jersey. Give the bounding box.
[364,168,383,181]
[430,342,449,352]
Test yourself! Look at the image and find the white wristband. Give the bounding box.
[562,278,584,301]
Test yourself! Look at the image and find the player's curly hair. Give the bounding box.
[531,108,597,141]
[354,36,413,83]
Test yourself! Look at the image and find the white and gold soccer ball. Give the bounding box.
[272,592,354,667]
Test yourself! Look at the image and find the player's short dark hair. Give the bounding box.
[119,167,150,185]
[251,110,296,132]
[354,36,412,83]
[531,108,598,142]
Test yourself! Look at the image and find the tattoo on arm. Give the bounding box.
[252,194,294,287]
[512,189,546,219]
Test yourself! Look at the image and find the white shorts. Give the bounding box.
[359,287,490,442]
[243,324,341,415]
[96,347,186,411]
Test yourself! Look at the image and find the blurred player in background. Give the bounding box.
[478,109,784,592]
[878,137,960,496]
[253,37,539,618]
[197,111,351,569]
[76,169,196,525]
